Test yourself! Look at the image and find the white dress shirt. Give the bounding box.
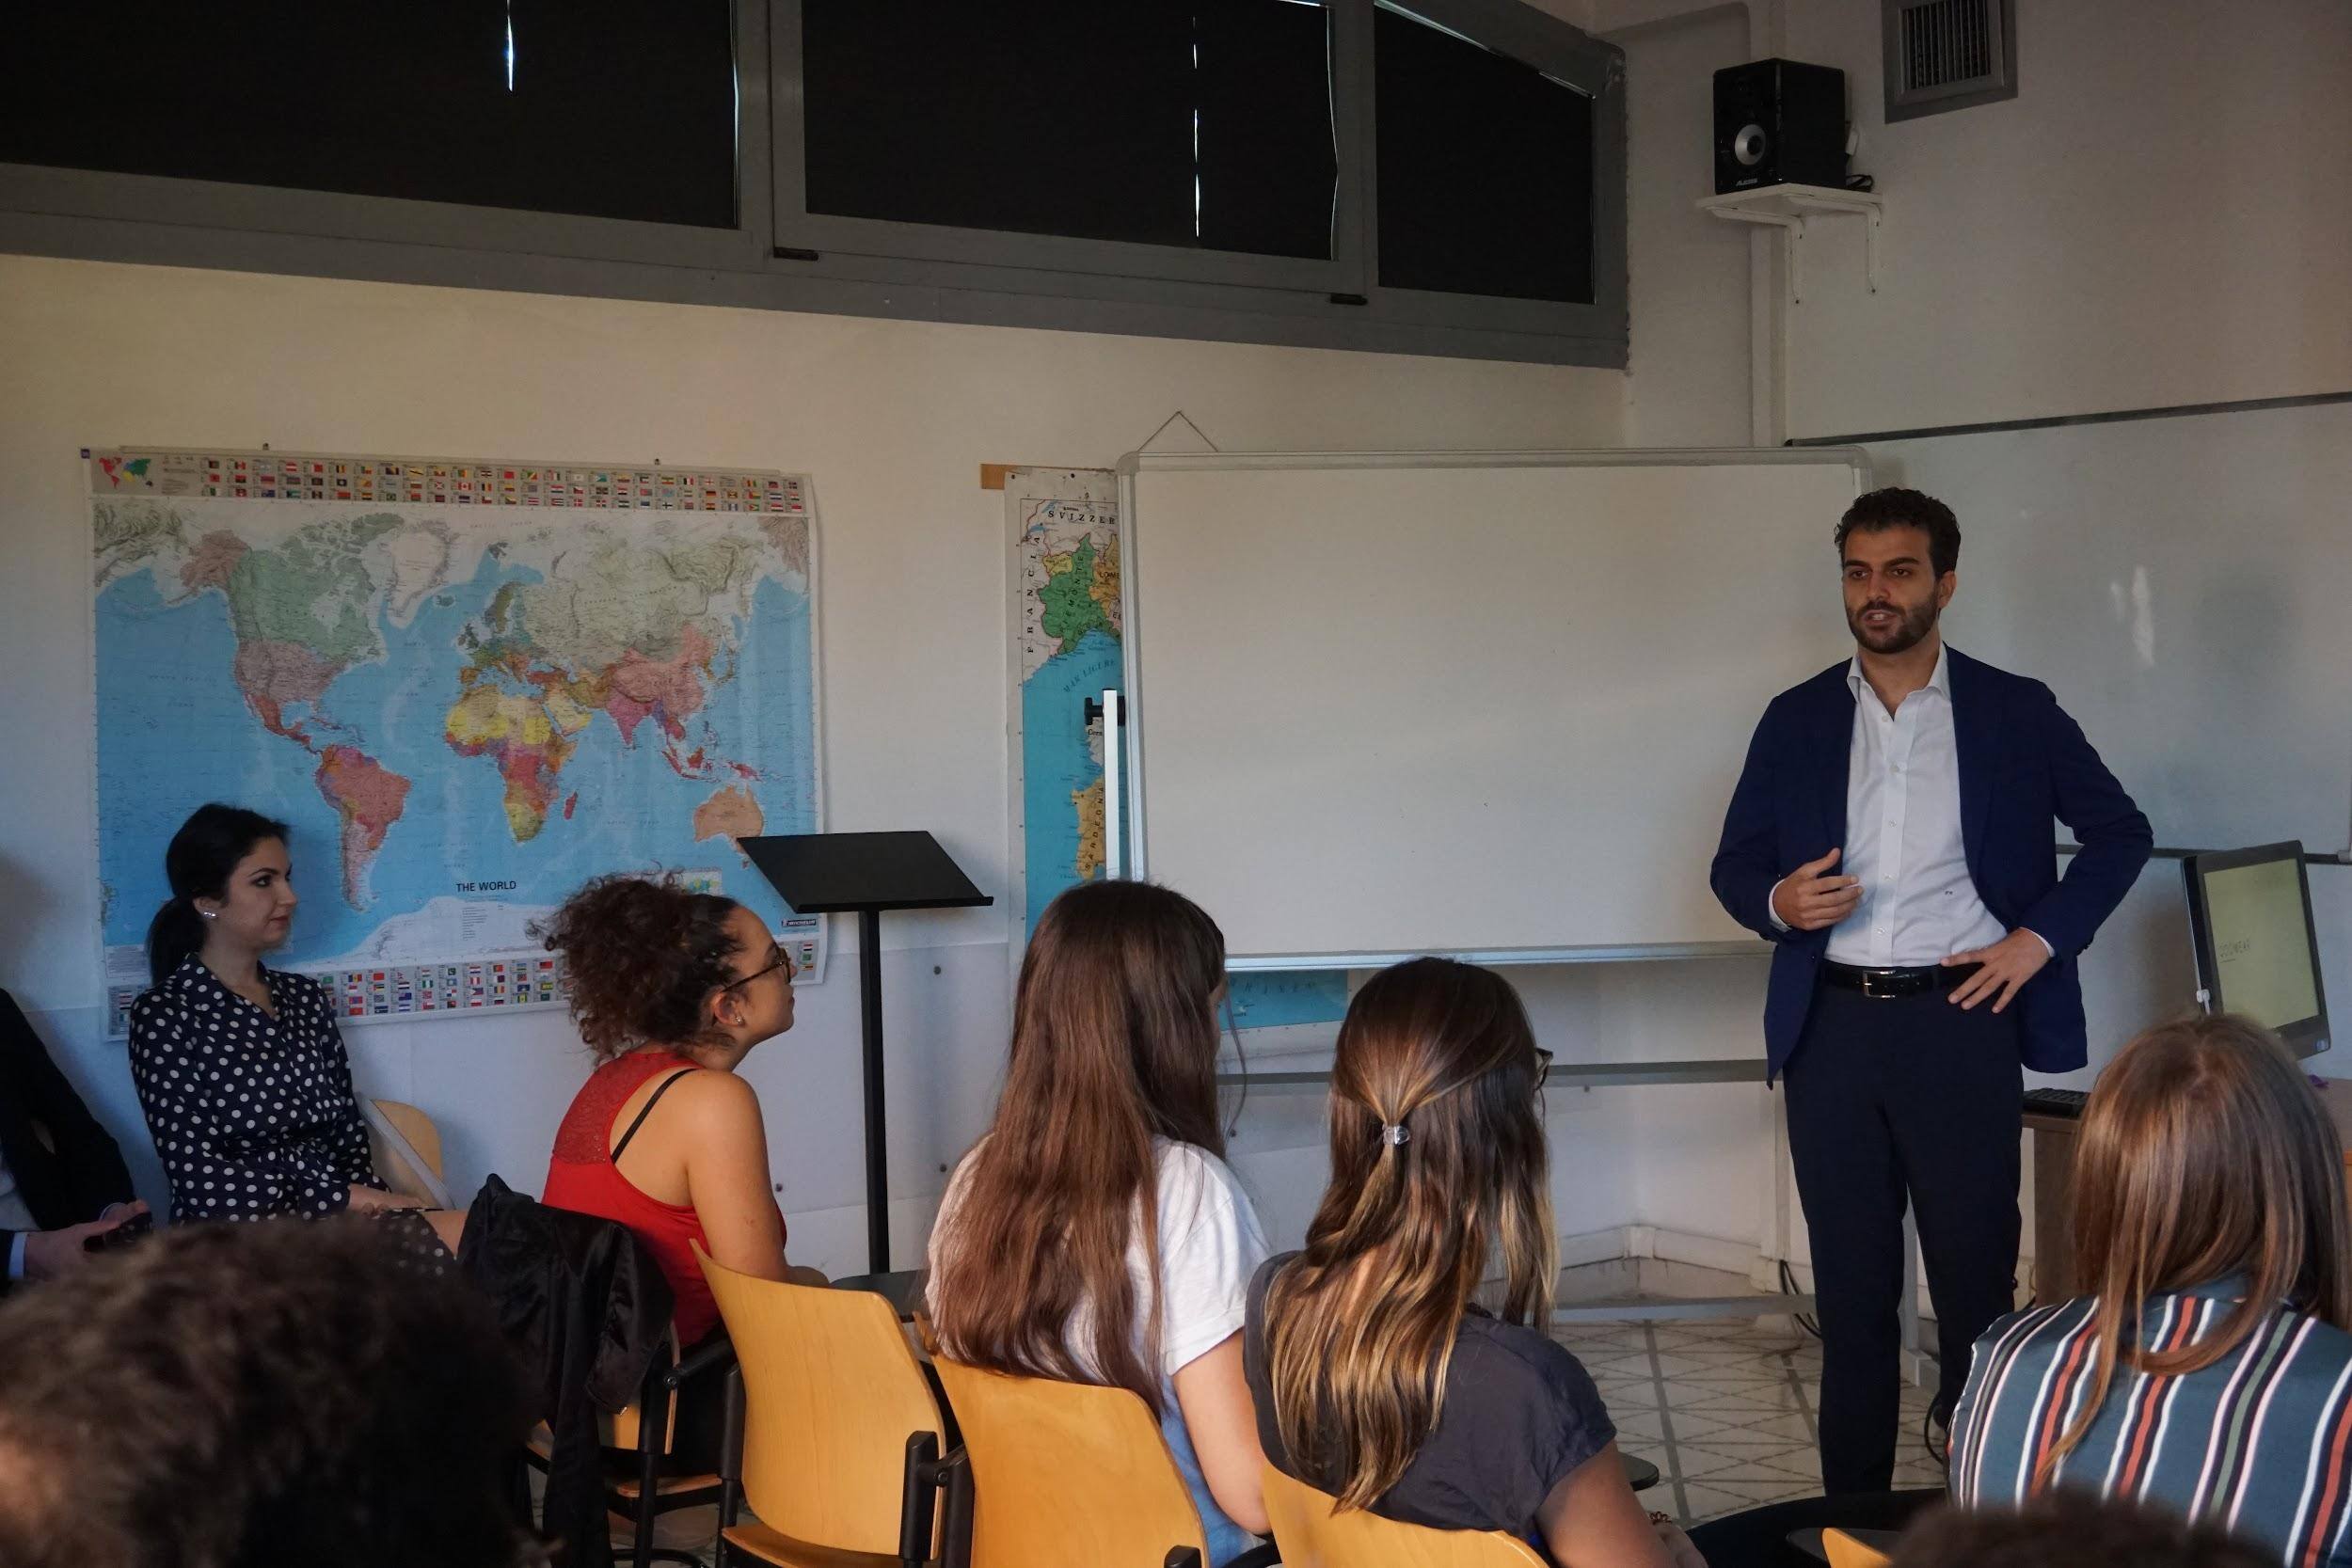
[1772,647,2046,967]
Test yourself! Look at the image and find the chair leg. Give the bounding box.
[713,1365,746,1568]
[898,1432,941,1568]
[633,1370,675,1568]
[507,1451,534,1528]
[934,1451,974,1568]
[632,1456,665,1566]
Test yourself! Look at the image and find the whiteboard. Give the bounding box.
[1873,400,2352,855]
[1120,451,1866,967]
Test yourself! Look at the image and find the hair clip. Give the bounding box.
[1380,1122,1409,1148]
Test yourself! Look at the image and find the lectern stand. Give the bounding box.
[739,832,992,1275]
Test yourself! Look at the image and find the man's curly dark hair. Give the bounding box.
[1836,485,1962,578]
[0,1217,541,1568]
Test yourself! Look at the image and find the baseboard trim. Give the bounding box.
[1558,1224,1638,1270]
[1559,1222,1759,1276]
[1565,1221,2032,1299]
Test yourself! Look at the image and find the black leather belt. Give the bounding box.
[1820,961,1980,1000]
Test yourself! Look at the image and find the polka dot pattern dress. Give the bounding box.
[129,955,384,1222]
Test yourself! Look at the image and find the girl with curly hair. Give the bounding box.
[538,874,807,1362]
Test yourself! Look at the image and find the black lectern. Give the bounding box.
[739,832,992,1275]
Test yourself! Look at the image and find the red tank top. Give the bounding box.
[543,1051,783,1345]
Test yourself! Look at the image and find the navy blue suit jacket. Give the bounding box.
[1710,648,2153,1078]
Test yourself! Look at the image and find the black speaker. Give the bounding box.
[1713,58,1848,195]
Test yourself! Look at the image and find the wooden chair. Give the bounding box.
[1822,1528,1895,1568]
[520,1326,736,1568]
[928,1350,1222,1568]
[1260,1464,1544,1568]
[1789,1526,1902,1567]
[366,1097,450,1207]
[696,1244,958,1568]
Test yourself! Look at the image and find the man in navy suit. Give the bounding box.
[1711,487,2152,1492]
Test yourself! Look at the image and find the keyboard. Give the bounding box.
[2022,1087,2090,1119]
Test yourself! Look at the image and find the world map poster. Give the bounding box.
[89,448,822,1033]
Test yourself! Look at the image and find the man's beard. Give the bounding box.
[1848,596,1938,655]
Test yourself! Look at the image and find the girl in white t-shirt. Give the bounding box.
[927,881,1270,1566]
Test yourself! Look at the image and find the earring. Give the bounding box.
[200,910,215,920]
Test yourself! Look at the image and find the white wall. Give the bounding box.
[1616,2,1756,446]
[1780,0,2352,438]
[0,252,1628,1272]
[1604,0,2352,1279]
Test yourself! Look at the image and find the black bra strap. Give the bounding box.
[612,1068,697,1163]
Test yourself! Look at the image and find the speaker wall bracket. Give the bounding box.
[1698,183,1883,304]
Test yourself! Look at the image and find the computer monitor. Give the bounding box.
[2184,841,2331,1059]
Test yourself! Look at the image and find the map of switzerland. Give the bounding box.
[93,495,818,976]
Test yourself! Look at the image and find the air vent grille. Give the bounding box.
[1903,0,1993,90]
[1882,0,2014,120]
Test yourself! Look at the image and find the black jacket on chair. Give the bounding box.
[0,989,135,1283]
[460,1174,674,1568]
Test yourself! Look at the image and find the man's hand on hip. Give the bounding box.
[1945,929,2053,1013]
[1771,847,1863,932]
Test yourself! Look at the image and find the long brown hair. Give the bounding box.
[927,879,1228,1412]
[2043,1013,2352,1480]
[1262,958,1556,1509]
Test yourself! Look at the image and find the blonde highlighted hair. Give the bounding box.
[1261,958,1556,1510]
[2042,1012,2352,1481]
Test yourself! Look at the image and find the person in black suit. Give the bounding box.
[0,990,146,1288]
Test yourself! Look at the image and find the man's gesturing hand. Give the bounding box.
[1771,847,1863,932]
[1945,928,2052,1013]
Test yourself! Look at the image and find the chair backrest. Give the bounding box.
[930,1352,1208,1568]
[367,1098,449,1204]
[696,1244,945,1556]
[1260,1464,1547,1568]
[1823,1528,1895,1568]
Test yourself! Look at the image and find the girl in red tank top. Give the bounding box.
[544,1050,787,1343]
[535,876,801,1349]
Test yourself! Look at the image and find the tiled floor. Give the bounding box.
[1553,1317,1947,1526]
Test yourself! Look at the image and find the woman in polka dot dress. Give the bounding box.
[128,804,417,1225]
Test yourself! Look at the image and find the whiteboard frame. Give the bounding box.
[1114,446,1871,971]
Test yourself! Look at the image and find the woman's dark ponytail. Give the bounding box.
[147,804,291,987]
[145,895,208,989]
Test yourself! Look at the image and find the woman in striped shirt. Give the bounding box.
[1948,1014,2352,1566]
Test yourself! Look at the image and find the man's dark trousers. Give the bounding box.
[1783,983,2022,1494]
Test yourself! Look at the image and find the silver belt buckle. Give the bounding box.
[1861,969,1896,1000]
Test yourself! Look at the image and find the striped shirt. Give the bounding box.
[1950,1279,2352,1567]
